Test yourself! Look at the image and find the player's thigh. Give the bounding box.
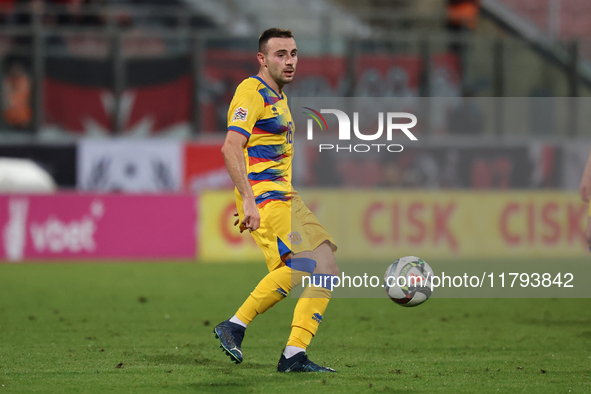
[292,195,338,275]
[258,199,314,270]
[248,209,284,271]
[291,195,337,253]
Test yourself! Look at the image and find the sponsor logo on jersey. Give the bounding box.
[232,107,248,122]
[312,313,323,324]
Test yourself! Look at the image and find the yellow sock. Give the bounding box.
[287,327,313,349]
[287,275,334,349]
[236,265,310,325]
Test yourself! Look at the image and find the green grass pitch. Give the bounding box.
[0,261,590,393]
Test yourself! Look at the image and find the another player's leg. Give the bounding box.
[278,242,339,373]
[586,203,591,252]
[586,214,591,252]
[214,259,313,364]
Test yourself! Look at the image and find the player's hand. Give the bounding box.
[580,177,591,203]
[241,199,261,232]
[233,213,249,233]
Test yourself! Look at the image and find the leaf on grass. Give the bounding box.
[138,297,148,304]
[396,369,402,374]
[166,370,172,373]
[541,369,546,374]
[322,379,326,385]
[100,349,105,352]
[516,367,523,370]
[369,383,372,388]
[345,364,355,368]
[116,362,124,369]
[203,320,210,326]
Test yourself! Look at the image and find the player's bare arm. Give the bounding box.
[579,147,591,203]
[221,131,260,232]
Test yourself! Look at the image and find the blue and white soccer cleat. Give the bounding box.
[213,320,245,364]
[277,351,337,373]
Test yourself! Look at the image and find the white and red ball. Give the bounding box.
[384,256,433,307]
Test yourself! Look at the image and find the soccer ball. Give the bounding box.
[384,256,433,307]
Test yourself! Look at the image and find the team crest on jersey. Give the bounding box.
[232,107,248,122]
[287,231,302,246]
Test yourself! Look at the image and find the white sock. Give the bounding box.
[283,345,305,359]
[229,315,247,328]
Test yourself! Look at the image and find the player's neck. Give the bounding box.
[257,71,284,96]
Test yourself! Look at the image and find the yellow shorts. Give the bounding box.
[237,193,337,272]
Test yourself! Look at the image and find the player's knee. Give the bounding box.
[286,254,317,275]
[326,262,339,277]
[314,259,339,277]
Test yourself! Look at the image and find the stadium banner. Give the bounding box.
[44,56,192,136]
[199,190,588,263]
[199,191,262,263]
[184,142,233,192]
[0,194,196,262]
[38,51,462,135]
[77,139,183,192]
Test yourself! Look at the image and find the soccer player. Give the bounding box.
[213,28,339,373]
[578,147,591,250]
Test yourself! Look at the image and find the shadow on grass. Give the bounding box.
[141,353,272,371]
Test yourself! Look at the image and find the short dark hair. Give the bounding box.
[258,28,294,53]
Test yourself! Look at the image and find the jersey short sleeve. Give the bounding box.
[227,88,264,139]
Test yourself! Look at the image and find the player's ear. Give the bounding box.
[257,52,266,68]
